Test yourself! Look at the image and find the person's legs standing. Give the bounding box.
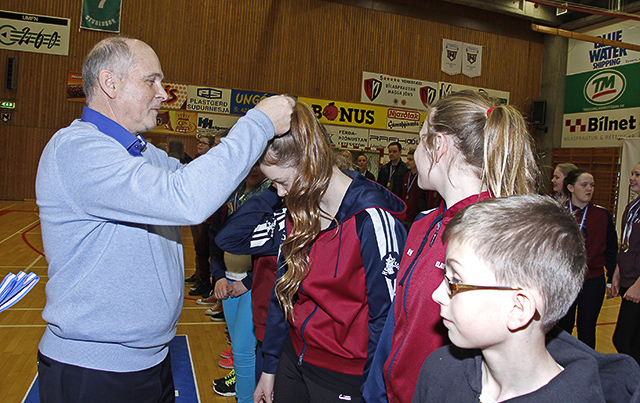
[613,287,640,365]
[232,291,257,403]
[575,275,605,349]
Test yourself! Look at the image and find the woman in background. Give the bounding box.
[551,162,578,203]
[558,169,617,349]
[611,162,640,365]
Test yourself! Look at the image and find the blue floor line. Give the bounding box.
[22,335,199,402]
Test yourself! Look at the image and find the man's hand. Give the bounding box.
[255,95,295,136]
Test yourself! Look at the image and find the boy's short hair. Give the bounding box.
[443,194,586,332]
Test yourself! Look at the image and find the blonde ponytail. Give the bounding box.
[422,90,538,197]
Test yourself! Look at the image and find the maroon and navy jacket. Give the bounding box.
[363,192,491,403]
[219,171,407,386]
[567,201,617,281]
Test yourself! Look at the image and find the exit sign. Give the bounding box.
[0,101,16,109]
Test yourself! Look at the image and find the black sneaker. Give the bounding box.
[213,371,236,396]
[209,311,225,322]
[213,369,235,387]
[188,280,211,297]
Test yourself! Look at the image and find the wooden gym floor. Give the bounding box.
[0,200,623,402]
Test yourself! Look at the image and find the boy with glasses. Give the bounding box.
[413,195,640,402]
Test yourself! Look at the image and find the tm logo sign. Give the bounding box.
[584,69,626,106]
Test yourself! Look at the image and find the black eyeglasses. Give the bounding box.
[197,140,210,146]
[443,267,521,297]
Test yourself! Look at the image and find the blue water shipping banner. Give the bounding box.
[563,20,640,147]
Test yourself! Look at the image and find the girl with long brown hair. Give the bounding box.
[249,101,407,402]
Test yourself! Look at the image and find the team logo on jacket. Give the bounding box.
[383,252,400,300]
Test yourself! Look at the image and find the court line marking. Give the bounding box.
[0,219,40,245]
[0,203,17,212]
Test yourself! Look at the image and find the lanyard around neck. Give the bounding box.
[568,200,588,231]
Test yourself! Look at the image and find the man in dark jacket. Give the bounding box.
[377,141,408,199]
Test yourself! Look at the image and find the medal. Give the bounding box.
[621,242,629,252]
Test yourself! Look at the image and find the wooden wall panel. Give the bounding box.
[0,0,544,200]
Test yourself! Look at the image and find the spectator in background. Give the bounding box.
[168,138,193,164]
[356,152,376,181]
[377,141,408,199]
[557,169,617,350]
[342,150,355,170]
[401,149,419,230]
[186,134,218,298]
[611,162,640,366]
[551,162,578,204]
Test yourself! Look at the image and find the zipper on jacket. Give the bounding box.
[334,222,344,278]
[297,304,318,366]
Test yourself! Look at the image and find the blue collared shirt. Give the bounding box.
[81,106,147,156]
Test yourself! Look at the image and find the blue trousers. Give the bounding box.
[222,290,257,403]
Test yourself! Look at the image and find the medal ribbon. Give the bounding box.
[622,196,640,248]
[568,200,588,232]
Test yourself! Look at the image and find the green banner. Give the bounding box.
[565,63,640,114]
[81,0,122,33]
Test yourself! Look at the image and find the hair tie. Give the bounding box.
[486,106,496,117]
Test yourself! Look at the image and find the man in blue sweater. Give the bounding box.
[35,36,293,402]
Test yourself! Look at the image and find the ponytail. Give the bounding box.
[422,90,538,197]
[483,104,537,197]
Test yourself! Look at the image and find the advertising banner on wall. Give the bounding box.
[81,0,122,32]
[369,130,420,151]
[385,108,426,133]
[299,97,388,130]
[324,125,370,148]
[230,90,278,116]
[0,10,70,55]
[360,72,438,111]
[196,113,239,137]
[162,83,188,110]
[563,20,640,147]
[151,110,198,135]
[186,86,231,114]
[439,82,510,104]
